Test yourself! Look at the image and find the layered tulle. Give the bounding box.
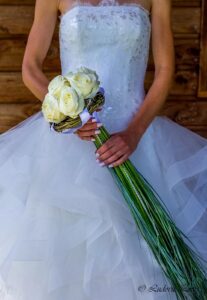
[0,110,207,300]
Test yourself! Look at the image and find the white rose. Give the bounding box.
[42,92,66,123]
[59,86,85,118]
[48,75,70,100]
[65,66,100,99]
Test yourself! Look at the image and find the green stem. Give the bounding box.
[92,125,207,300]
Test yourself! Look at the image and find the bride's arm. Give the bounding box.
[22,0,59,102]
[126,0,175,136]
[96,0,175,167]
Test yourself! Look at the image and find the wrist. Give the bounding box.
[126,121,146,139]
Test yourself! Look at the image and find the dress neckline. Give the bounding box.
[59,3,151,23]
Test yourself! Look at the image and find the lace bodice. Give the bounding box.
[59,0,151,132]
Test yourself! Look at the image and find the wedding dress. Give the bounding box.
[0,0,207,299]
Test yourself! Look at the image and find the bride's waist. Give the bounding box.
[98,104,141,132]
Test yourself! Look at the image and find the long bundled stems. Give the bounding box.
[93,125,207,300]
[50,88,207,299]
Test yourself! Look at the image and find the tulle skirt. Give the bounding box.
[0,110,207,300]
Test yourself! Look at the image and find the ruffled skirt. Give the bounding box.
[0,111,207,300]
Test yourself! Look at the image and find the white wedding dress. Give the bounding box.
[0,1,207,299]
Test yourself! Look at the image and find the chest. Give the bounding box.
[59,5,150,48]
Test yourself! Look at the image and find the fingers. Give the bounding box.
[109,154,129,167]
[96,136,121,156]
[75,118,102,141]
[95,136,130,167]
[96,149,129,167]
[78,129,101,138]
[78,120,100,132]
[74,106,102,140]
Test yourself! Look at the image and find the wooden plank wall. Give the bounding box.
[0,0,206,137]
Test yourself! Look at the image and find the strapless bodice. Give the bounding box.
[59,3,151,132]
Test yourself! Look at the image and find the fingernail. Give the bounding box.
[95,152,100,158]
[91,138,95,141]
[99,162,105,167]
[108,164,113,168]
[95,130,101,134]
[96,158,100,163]
[97,123,103,128]
[92,118,97,123]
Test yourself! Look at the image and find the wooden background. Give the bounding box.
[0,0,207,137]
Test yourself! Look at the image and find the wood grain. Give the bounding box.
[0,6,201,38]
[0,70,199,104]
[0,72,57,103]
[173,0,201,6]
[145,70,198,96]
[160,100,207,127]
[198,0,207,97]
[149,39,200,72]
[0,39,61,72]
[0,38,199,72]
[0,102,41,134]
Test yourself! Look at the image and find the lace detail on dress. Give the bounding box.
[58,2,151,132]
[59,0,151,20]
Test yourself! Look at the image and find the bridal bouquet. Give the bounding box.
[42,66,207,300]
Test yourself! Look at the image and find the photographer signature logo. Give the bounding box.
[138,284,175,293]
[137,284,195,294]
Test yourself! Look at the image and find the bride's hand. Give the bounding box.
[74,109,102,141]
[95,128,142,167]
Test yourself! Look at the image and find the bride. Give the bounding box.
[0,0,207,299]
